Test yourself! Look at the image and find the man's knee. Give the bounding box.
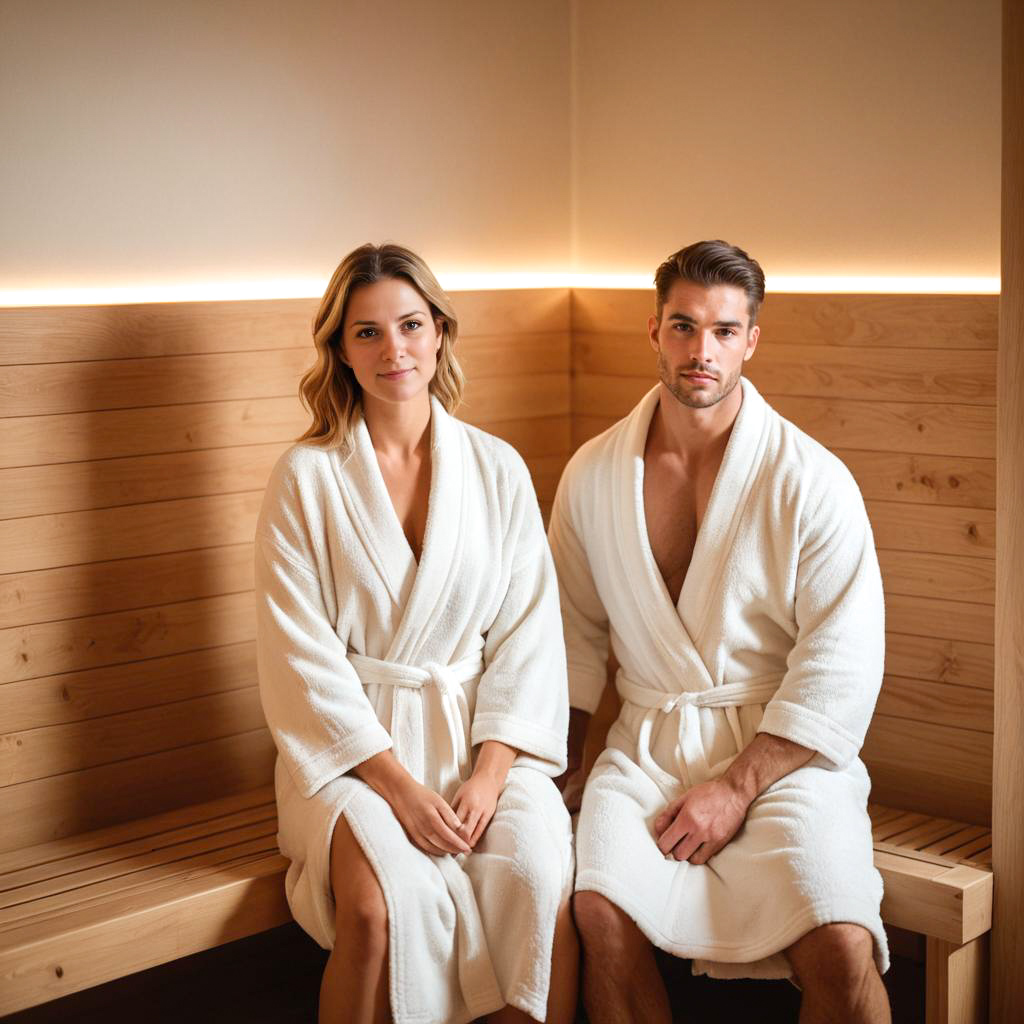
[789,923,877,993]
[573,891,646,957]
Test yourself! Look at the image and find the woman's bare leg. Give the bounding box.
[319,814,390,1024]
[487,893,580,1024]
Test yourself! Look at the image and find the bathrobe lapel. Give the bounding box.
[337,398,472,783]
[614,380,772,784]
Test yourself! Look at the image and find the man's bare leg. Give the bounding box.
[785,923,891,1024]
[573,890,671,1024]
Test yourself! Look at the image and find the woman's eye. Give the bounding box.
[403,320,422,331]
[356,328,377,339]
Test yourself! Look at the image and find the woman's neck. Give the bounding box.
[362,391,432,460]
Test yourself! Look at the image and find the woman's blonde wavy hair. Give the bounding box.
[296,243,464,447]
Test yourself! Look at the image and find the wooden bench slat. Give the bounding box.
[922,825,990,857]
[943,833,995,862]
[873,811,931,840]
[0,813,277,913]
[0,851,289,1015]
[0,834,281,934]
[0,801,276,894]
[886,816,965,849]
[0,785,274,874]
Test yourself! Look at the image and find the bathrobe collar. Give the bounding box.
[615,376,771,692]
[333,395,467,660]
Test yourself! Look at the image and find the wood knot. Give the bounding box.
[967,522,979,540]
[948,475,961,489]
[61,686,71,702]
[55,966,63,979]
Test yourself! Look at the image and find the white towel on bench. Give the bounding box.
[256,398,572,1024]
[548,378,889,979]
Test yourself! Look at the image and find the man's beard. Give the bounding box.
[657,353,742,409]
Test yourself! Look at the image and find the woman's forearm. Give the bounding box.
[352,749,413,803]
[472,740,518,789]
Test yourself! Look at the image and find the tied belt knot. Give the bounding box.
[348,651,484,783]
[617,672,783,792]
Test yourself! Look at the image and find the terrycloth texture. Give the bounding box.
[548,378,888,979]
[256,398,572,1024]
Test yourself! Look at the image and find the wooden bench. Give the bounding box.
[0,787,993,1020]
[0,787,289,1015]
[870,805,993,1024]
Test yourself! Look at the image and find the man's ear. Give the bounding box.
[743,324,761,362]
[648,313,661,353]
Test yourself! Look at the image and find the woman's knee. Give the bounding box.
[330,817,388,958]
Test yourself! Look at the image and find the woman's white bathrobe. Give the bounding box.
[255,398,573,1024]
[548,378,888,979]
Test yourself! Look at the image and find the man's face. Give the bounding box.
[648,280,760,410]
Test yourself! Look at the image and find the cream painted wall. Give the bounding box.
[0,0,571,290]
[0,0,1001,290]
[571,0,1001,278]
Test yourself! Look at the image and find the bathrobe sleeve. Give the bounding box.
[472,450,569,775]
[757,463,885,770]
[546,460,611,715]
[255,455,393,799]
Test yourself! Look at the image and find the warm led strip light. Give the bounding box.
[0,273,1000,307]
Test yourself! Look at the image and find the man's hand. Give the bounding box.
[653,732,815,865]
[653,777,751,865]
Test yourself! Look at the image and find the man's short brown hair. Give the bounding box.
[654,240,766,325]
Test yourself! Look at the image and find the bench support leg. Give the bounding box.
[925,935,989,1024]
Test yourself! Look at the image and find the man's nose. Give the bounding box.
[689,330,715,364]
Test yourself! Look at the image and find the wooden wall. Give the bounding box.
[572,289,998,826]
[0,284,997,854]
[0,290,570,852]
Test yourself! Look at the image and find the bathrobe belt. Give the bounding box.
[617,673,784,791]
[348,652,484,784]
[348,652,502,1007]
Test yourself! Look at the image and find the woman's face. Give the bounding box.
[341,277,442,410]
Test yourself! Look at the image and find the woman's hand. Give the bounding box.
[354,750,470,857]
[389,777,473,857]
[452,740,518,847]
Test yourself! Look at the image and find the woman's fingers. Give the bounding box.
[461,807,483,845]
[430,806,472,854]
[470,807,492,846]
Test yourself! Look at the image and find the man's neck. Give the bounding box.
[648,378,744,464]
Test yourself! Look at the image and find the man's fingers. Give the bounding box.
[672,832,703,863]
[656,812,693,855]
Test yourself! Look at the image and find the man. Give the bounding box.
[548,240,890,1023]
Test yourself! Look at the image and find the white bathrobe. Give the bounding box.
[548,378,888,979]
[255,397,573,1024]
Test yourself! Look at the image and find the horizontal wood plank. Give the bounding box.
[572,376,996,458]
[0,729,276,853]
[569,290,998,349]
[883,634,993,690]
[1,396,310,470]
[575,333,996,406]
[0,686,266,786]
[876,676,994,733]
[834,450,995,509]
[0,544,255,631]
[878,550,995,604]
[1,591,256,684]
[0,491,261,576]
[0,299,319,365]
[867,502,995,558]
[0,643,257,733]
[458,331,569,378]
[450,288,571,336]
[862,715,992,826]
[886,594,993,645]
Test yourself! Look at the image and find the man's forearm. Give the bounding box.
[721,731,815,804]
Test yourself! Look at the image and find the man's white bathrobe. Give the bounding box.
[255,398,573,1024]
[548,378,888,980]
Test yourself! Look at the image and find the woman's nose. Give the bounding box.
[380,328,405,361]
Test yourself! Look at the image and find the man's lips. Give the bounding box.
[682,371,717,382]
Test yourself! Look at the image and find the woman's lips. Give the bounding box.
[380,368,414,380]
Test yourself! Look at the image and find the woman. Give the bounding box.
[255,243,578,1024]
